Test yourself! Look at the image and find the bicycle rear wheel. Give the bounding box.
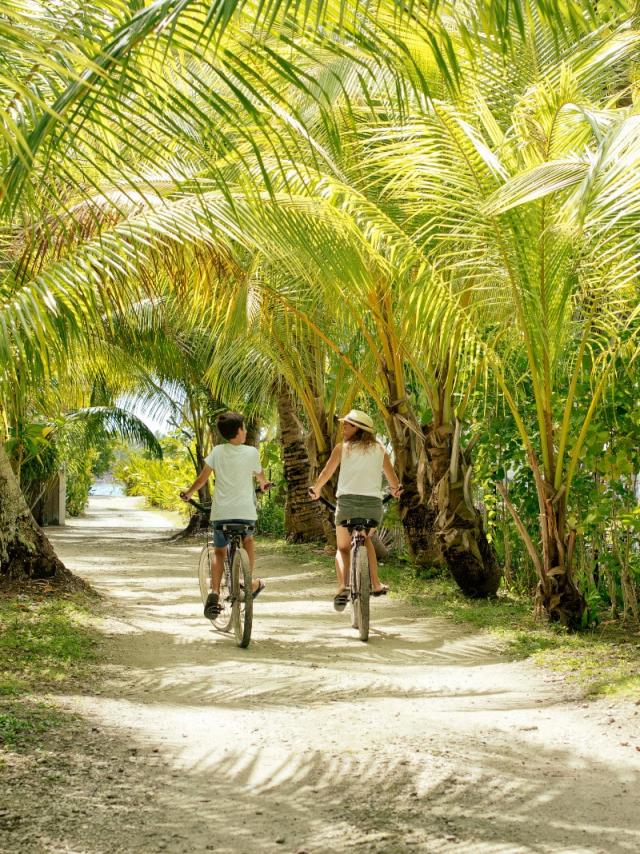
[354,545,370,642]
[231,547,253,648]
[198,543,212,604]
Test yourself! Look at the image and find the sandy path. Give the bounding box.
[24,496,640,853]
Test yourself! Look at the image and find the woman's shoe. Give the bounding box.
[371,584,389,597]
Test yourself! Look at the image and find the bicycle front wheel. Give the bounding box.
[354,545,370,642]
[231,547,253,648]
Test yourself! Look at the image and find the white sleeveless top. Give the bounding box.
[336,442,385,498]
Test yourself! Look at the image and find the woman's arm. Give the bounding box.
[383,453,403,498]
[309,444,342,499]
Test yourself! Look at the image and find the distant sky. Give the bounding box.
[118,395,174,437]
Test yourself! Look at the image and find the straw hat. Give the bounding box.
[339,409,375,434]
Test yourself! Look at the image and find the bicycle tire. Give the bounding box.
[354,544,370,642]
[231,547,253,648]
[198,543,212,605]
[214,555,233,632]
[198,543,232,632]
[350,545,359,630]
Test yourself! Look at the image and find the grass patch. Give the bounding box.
[393,566,640,696]
[531,634,640,697]
[0,699,68,748]
[402,569,640,696]
[0,590,99,750]
[259,538,640,697]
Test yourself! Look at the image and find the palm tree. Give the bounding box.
[207,278,347,541]
[365,17,640,625]
[1,0,625,598]
[3,0,493,583]
[0,440,72,581]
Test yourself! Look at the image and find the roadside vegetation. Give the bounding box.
[1,0,639,659]
[0,590,99,753]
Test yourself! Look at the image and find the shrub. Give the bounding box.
[114,436,194,512]
[256,499,285,537]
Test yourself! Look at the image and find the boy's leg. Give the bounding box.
[335,525,352,593]
[212,547,226,593]
[204,540,226,618]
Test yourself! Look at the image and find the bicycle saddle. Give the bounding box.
[339,517,378,529]
[214,522,254,533]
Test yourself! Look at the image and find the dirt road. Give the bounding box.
[7,496,640,853]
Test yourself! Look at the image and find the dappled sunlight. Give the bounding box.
[60,496,183,531]
[46,497,640,853]
[51,690,640,853]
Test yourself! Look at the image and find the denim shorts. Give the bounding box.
[211,519,256,548]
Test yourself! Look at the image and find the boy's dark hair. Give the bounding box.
[217,411,245,441]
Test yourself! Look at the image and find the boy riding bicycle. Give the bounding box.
[181,411,271,619]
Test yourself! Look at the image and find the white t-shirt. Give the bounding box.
[204,444,262,521]
[336,442,385,498]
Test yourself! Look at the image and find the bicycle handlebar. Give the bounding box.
[310,490,397,512]
[183,496,210,514]
[180,483,273,515]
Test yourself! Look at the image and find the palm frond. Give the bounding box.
[65,405,163,456]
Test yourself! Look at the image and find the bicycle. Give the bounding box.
[311,491,394,642]
[183,495,261,648]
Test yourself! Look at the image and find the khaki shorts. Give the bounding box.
[335,494,383,526]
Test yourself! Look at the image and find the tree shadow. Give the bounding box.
[5,702,639,854]
[41,502,640,853]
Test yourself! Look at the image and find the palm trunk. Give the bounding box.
[534,481,585,628]
[426,417,501,598]
[195,441,212,508]
[176,418,211,538]
[245,417,261,448]
[499,455,586,628]
[386,410,442,569]
[0,441,71,583]
[307,402,335,494]
[305,397,337,546]
[276,382,326,542]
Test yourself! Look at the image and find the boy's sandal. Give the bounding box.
[333,590,349,611]
[204,592,222,618]
[252,579,266,599]
[372,585,389,597]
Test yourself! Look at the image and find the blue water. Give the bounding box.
[89,480,125,497]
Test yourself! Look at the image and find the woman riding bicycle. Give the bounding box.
[309,409,402,610]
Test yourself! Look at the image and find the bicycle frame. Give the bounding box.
[313,492,394,640]
[186,498,256,643]
[189,501,251,585]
